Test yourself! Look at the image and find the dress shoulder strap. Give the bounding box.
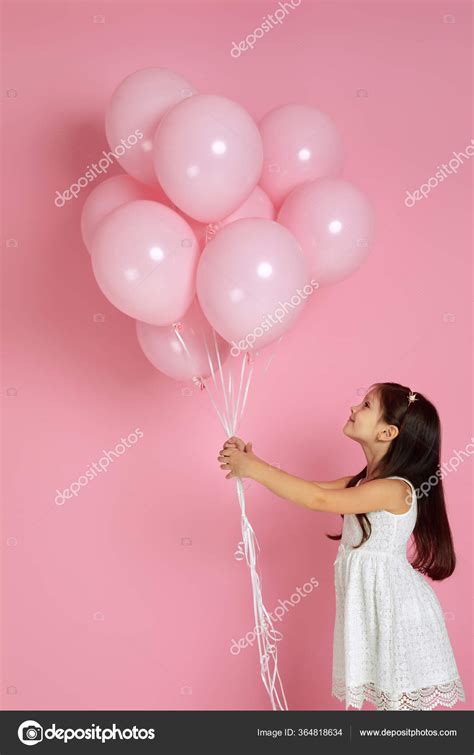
[387,475,417,507]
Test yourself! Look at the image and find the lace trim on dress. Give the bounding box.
[332,678,465,711]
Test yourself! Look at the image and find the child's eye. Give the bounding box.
[364,402,370,407]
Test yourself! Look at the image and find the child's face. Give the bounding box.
[343,387,386,443]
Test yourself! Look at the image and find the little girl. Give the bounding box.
[217,381,466,712]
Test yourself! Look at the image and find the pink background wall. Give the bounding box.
[2,0,472,711]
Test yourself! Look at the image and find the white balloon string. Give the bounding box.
[180,329,288,710]
[202,377,230,435]
[173,324,192,360]
[235,487,285,709]
[234,540,245,561]
[202,337,231,436]
[213,329,232,434]
[236,358,254,434]
[232,350,247,435]
[227,358,234,429]
[203,332,218,392]
[221,352,287,711]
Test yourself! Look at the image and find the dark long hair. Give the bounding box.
[327,382,457,581]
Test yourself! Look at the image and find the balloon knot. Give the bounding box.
[192,376,205,390]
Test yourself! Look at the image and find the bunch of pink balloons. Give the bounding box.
[82,67,375,382]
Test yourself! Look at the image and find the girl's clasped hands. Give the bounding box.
[217,436,257,480]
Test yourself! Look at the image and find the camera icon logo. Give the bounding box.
[18,720,43,746]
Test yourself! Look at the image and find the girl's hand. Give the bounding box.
[223,436,246,452]
[217,438,258,479]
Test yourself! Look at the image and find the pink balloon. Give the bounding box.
[278,178,375,285]
[81,175,169,252]
[91,200,199,326]
[259,104,344,210]
[203,185,275,244]
[136,297,229,381]
[153,94,263,223]
[105,67,198,185]
[196,218,313,354]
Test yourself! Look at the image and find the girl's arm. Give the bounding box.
[251,459,406,514]
[311,476,355,490]
[218,443,409,515]
[222,439,353,491]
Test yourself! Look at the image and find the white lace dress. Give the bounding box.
[332,475,465,711]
